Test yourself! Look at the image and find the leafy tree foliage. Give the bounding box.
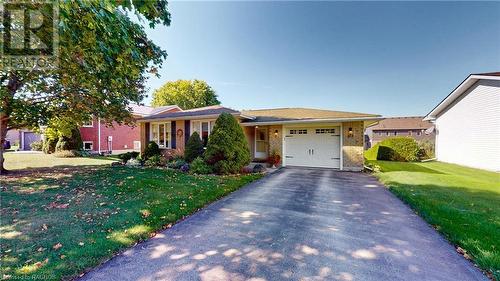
[204,113,251,174]
[151,79,220,109]
[0,1,171,173]
[184,131,204,162]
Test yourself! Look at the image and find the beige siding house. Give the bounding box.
[424,72,500,171]
[138,106,381,171]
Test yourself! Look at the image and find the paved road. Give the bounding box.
[80,168,486,281]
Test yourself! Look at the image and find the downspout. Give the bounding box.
[98,118,101,154]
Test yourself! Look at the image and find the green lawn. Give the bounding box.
[3,152,118,170]
[368,160,500,279]
[0,166,262,280]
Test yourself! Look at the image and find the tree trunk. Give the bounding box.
[1,71,20,175]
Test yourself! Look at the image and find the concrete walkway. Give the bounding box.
[80,168,486,281]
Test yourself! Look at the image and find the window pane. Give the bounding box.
[165,123,170,148]
[159,124,165,147]
[192,121,200,135]
[152,124,159,144]
[202,122,209,146]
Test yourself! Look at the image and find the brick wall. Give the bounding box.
[342,121,364,171]
[268,125,283,165]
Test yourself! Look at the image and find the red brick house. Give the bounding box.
[80,104,180,154]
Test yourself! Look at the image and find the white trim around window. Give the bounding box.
[150,122,171,149]
[83,141,93,151]
[191,119,216,146]
[82,119,94,127]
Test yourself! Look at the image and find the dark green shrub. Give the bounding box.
[204,113,251,174]
[118,151,140,163]
[190,157,212,174]
[30,140,43,151]
[55,128,82,152]
[143,141,160,160]
[185,132,204,162]
[367,137,420,162]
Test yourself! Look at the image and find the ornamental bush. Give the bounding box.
[204,113,251,174]
[55,128,82,152]
[143,141,161,160]
[365,137,420,162]
[189,157,212,174]
[185,132,204,162]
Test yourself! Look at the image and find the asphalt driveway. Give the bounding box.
[80,168,486,281]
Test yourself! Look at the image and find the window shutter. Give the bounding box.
[171,122,176,149]
[145,122,150,142]
[184,120,190,145]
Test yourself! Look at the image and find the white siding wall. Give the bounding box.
[435,79,500,171]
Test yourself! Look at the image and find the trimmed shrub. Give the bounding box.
[144,154,163,166]
[190,157,212,174]
[180,163,190,173]
[30,140,43,151]
[365,137,420,162]
[143,141,160,160]
[252,164,266,173]
[185,132,204,162]
[204,113,251,174]
[55,127,82,152]
[118,151,141,163]
[167,159,187,169]
[42,138,57,154]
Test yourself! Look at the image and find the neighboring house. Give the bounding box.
[80,104,180,154]
[424,72,500,171]
[365,117,435,148]
[138,105,381,171]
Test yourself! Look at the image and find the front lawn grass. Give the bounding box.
[368,160,500,279]
[0,166,262,280]
[3,152,118,170]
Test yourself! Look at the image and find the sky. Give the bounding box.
[140,1,500,117]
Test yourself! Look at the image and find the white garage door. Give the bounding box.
[284,127,341,169]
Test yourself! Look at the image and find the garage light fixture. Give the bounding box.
[274,129,279,137]
[348,127,354,138]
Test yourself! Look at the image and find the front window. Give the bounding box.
[150,122,171,148]
[192,120,215,146]
[83,141,93,151]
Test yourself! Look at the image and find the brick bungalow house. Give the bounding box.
[80,104,180,154]
[137,105,381,171]
[365,117,435,148]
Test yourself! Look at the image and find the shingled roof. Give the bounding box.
[139,105,241,121]
[368,117,432,130]
[241,108,380,123]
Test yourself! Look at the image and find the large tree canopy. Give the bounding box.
[0,0,171,173]
[151,79,220,109]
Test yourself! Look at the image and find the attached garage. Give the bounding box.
[283,126,341,169]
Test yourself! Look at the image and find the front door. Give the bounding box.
[255,127,268,159]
